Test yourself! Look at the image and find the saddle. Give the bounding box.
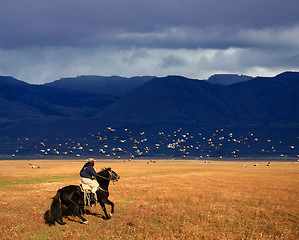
[80,183,92,192]
[79,184,96,206]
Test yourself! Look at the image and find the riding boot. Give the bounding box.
[89,192,96,205]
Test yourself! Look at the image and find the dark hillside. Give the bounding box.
[229,71,299,123]
[207,74,253,85]
[45,75,154,96]
[0,76,117,120]
[0,72,298,158]
[95,73,299,126]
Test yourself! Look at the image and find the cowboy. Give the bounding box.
[80,158,99,204]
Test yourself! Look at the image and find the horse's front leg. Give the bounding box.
[101,198,114,218]
[99,201,111,219]
[106,198,115,215]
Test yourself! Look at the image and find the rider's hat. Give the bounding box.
[86,158,95,162]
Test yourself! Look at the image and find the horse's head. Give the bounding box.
[110,169,120,182]
[97,167,120,182]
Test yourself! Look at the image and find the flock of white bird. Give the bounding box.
[9,126,298,164]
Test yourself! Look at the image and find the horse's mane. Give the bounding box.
[97,167,111,174]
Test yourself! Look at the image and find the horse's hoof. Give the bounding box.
[83,221,88,224]
[109,213,113,217]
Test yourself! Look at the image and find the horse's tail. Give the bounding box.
[44,189,62,226]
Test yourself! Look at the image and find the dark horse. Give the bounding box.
[44,167,120,225]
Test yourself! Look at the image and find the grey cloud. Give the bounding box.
[195,48,299,75]
[160,54,187,69]
[1,0,299,49]
[0,0,299,83]
[111,26,299,50]
[2,46,297,84]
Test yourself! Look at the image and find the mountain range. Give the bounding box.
[0,72,298,158]
[44,75,154,97]
[94,72,298,126]
[206,74,253,85]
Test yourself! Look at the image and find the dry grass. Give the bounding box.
[0,159,298,239]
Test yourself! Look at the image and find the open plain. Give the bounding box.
[0,159,298,239]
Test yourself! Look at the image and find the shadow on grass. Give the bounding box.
[85,209,106,220]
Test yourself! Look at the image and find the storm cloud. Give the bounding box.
[0,0,299,83]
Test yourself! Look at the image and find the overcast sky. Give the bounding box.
[1,0,299,84]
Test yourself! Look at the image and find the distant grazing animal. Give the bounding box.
[44,168,120,225]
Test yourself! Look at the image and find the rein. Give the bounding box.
[96,170,118,182]
[96,170,118,192]
[96,174,111,181]
[98,186,108,192]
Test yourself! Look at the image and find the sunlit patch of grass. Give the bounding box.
[0,175,72,187]
[0,160,298,239]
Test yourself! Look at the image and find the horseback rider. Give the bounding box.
[80,158,99,204]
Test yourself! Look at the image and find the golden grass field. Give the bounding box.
[0,159,298,240]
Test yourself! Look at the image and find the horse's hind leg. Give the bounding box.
[80,207,86,215]
[67,199,88,224]
[57,218,66,225]
[75,209,88,224]
[57,205,67,225]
